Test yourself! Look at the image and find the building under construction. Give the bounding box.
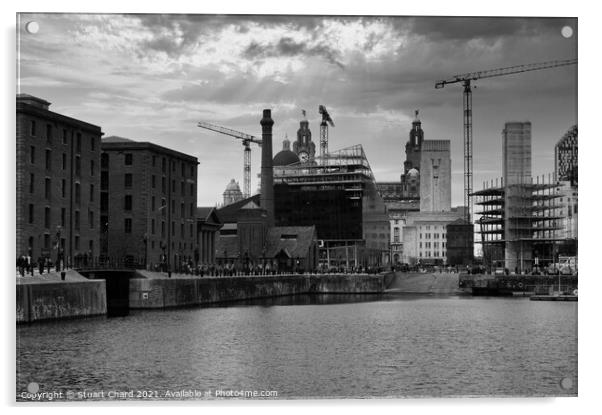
[273,144,390,269]
[473,175,564,272]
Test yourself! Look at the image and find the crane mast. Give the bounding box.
[318,105,335,164]
[197,121,262,199]
[435,58,577,223]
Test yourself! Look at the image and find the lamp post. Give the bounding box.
[160,240,167,272]
[55,226,63,271]
[143,233,148,270]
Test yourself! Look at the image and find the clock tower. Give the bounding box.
[293,110,316,163]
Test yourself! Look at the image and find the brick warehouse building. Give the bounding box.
[16,94,102,264]
[101,137,198,270]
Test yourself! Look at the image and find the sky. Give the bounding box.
[16,14,577,206]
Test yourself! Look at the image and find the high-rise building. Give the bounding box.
[101,136,198,270]
[16,94,102,264]
[503,122,532,185]
[555,125,577,185]
[419,140,451,212]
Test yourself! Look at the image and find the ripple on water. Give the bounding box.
[16,296,577,399]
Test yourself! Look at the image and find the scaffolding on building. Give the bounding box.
[273,144,389,269]
[472,174,564,271]
[274,144,375,200]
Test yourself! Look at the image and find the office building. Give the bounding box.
[419,140,451,212]
[274,145,390,268]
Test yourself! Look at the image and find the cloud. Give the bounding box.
[17,14,577,206]
[242,36,345,68]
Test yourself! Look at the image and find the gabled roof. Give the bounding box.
[266,226,316,258]
[197,207,222,226]
[216,194,261,224]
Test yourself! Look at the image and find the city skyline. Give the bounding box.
[17,14,577,206]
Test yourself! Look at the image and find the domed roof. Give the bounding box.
[224,179,242,193]
[273,150,300,166]
[408,168,419,177]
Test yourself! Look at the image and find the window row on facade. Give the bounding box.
[28,120,97,153]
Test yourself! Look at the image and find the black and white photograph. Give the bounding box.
[11,5,582,405]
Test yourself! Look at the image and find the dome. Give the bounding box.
[273,150,300,166]
[408,168,419,177]
[224,179,241,192]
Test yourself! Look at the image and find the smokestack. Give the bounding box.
[260,109,274,227]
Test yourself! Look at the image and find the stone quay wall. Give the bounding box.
[129,273,385,309]
[17,280,107,323]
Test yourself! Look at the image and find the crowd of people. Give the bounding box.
[16,255,60,277]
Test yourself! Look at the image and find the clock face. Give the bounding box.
[299,151,309,162]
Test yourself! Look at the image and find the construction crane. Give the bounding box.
[435,58,577,223]
[318,105,335,163]
[197,121,262,199]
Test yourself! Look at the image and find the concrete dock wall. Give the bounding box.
[130,274,384,309]
[17,280,107,323]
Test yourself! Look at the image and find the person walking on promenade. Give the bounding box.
[37,256,45,275]
[17,256,25,277]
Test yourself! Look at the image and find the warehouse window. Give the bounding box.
[46,124,52,143]
[45,178,51,199]
[75,182,80,204]
[45,150,51,170]
[29,173,34,193]
[28,204,34,224]
[124,195,132,211]
[125,153,133,165]
[76,133,81,153]
[30,120,36,136]
[124,173,132,188]
[124,218,132,233]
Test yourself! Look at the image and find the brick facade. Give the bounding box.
[101,138,198,270]
[16,94,102,264]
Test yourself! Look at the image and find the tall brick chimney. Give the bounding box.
[260,109,275,227]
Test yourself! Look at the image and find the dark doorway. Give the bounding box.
[82,270,135,317]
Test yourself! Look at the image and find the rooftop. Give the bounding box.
[102,135,199,163]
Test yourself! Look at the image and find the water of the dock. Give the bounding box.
[385,272,461,295]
